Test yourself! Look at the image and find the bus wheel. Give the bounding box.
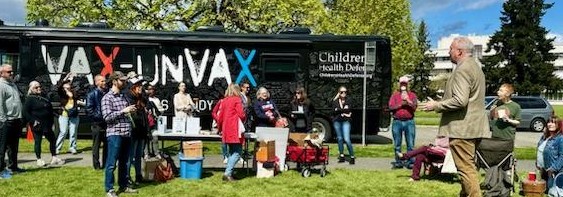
[313,118,332,142]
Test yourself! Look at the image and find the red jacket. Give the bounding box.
[215,96,246,144]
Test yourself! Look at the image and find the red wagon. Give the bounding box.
[286,145,329,177]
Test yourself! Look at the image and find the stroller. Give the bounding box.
[476,138,518,197]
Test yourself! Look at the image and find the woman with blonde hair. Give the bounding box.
[23,81,64,166]
[174,82,195,118]
[213,84,246,181]
[332,86,354,164]
[253,87,279,127]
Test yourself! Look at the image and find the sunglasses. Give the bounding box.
[296,92,302,95]
[340,91,347,94]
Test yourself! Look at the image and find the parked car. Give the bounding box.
[485,96,554,132]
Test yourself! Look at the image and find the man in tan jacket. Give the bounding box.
[423,37,491,197]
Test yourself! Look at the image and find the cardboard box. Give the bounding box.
[255,140,275,162]
[141,157,161,181]
[288,133,319,147]
[182,140,203,157]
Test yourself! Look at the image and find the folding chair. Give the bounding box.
[476,138,517,197]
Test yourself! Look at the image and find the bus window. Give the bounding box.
[1,53,19,67]
[262,57,299,82]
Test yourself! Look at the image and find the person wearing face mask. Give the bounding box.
[388,76,418,169]
[489,83,521,141]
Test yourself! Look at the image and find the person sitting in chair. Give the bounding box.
[397,136,449,181]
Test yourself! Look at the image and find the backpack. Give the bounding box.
[155,159,174,182]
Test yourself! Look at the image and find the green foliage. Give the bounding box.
[483,0,559,95]
[411,20,436,100]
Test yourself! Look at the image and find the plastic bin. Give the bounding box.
[179,154,204,180]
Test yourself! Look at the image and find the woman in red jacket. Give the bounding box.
[213,84,246,181]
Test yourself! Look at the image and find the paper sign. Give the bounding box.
[185,117,201,135]
[157,116,168,134]
[172,117,187,134]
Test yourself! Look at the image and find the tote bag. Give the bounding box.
[441,149,458,173]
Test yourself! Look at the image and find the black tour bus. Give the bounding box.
[0,24,392,141]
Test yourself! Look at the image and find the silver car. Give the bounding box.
[485,96,554,132]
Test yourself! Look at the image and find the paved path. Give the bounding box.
[16,151,536,173]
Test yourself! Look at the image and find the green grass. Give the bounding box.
[416,104,563,126]
[0,166,529,197]
[19,139,538,160]
[554,105,563,117]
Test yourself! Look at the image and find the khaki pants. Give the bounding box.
[450,138,481,197]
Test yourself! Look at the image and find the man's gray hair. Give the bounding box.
[453,37,474,56]
[0,64,12,72]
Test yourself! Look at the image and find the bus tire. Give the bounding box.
[313,117,332,142]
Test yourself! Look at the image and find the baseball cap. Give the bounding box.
[109,71,128,81]
[129,76,146,85]
[399,76,409,84]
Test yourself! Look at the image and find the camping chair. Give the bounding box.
[476,138,517,197]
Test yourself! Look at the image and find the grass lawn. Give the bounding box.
[18,139,538,160]
[554,105,563,116]
[0,166,529,197]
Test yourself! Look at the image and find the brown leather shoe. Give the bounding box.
[222,175,236,182]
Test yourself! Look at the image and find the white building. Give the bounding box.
[431,34,563,77]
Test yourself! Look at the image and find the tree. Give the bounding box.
[314,0,420,80]
[483,0,559,95]
[26,0,326,32]
[411,20,435,100]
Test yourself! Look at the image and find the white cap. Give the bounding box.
[399,76,409,84]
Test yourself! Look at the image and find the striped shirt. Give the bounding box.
[102,90,131,137]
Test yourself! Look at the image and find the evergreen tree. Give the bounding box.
[411,20,435,100]
[483,0,558,95]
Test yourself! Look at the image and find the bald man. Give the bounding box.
[423,37,491,197]
[0,64,24,175]
[86,74,108,170]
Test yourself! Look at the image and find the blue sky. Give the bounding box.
[1,0,561,47]
[410,0,563,46]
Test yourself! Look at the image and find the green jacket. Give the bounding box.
[436,57,491,139]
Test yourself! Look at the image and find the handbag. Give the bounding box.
[147,113,156,128]
[549,172,563,197]
[441,149,457,173]
[155,158,174,182]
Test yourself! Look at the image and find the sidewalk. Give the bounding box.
[15,151,536,172]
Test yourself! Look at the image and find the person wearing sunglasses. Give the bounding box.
[0,64,25,176]
[332,86,354,164]
[55,72,85,155]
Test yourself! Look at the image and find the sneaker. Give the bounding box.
[37,159,46,167]
[119,187,138,194]
[223,157,228,164]
[50,156,65,165]
[237,158,244,165]
[106,189,118,197]
[349,157,355,165]
[408,178,417,182]
[397,152,405,160]
[337,155,345,163]
[69,149,78,154]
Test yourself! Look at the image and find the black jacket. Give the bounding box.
[290,99,314,131]
[23,94,54,132]
[86,88,105,123]
[332,98,352,122]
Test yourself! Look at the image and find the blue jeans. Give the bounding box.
[105,135,131,192]
[392,119,416,164]
[127,138,145,181]
[56,116,79,152]
[221,143,229,159]
[334,121,354,157]
[224,143,242,177]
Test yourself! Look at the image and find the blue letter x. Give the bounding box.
[234,49,257,87]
